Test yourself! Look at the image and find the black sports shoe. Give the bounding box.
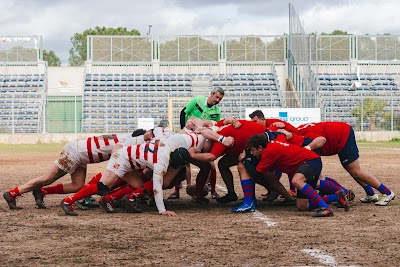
[191,196,210,205]
[272,198,297,207]
[3,191,22,210]
[98,197,116,213]
[216,192,238,204]
[60,200,77,216]
[121,196,143,213]
[262,191,280,202]
[313,207,334,217]
[167,191,180,199]
[336,190,350,211]
[32,189,46,209]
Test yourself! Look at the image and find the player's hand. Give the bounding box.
[161,210,177,216]
[222,136,235,147]
[195,126,206,134]
[238,150,246,161]
[272,122,285,129]
[284,131,292,140]
[232,119,241,129]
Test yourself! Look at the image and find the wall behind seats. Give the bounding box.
[47,67,85,96]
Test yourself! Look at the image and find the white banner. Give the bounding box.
[138,118,155,130]
[245,108,320,127]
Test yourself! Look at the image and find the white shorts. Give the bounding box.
[106,148,137,178]
[54,141,86,174]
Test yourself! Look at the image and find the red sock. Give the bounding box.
[129,180,153,199]
[9,187,21,198]
[209,167,217,193]
[195,169,209,198]
[174,183,180,192]
[104,184,135,201]
[110,178,126,190]
[87,172,102,185]
[41,183,64,196]
[63,184,98,204]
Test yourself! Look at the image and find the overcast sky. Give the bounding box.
[1,0,399,64]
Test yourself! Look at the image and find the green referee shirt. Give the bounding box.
[184,95,221,123]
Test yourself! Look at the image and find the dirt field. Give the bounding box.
[0,142,399,267]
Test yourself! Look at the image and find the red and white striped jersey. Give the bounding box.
[124,138,170,171]
[77,134,130,164]
[123,139,172,214]
[166,132,204,151]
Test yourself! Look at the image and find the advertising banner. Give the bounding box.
[245,108,320,127]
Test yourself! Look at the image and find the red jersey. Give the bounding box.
[267,125,304,147]
[296,122,351,156]
[265,119,297,132]
[211,120,266,157]
[256,140,320,177]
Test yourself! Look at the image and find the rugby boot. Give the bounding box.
[3,192,22,210]
[337,190,350,211]
[360,193,379,203]
[313,207,334,217]
[231,201,255,213]
[216,192,238,204]
[375,191,396,206]
[32,189,46,209]
[98,197,117,213]
[121,196,143,213]
[60,200,77,216]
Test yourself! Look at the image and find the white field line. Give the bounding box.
[299,249,360,267]
[215,184,278,227]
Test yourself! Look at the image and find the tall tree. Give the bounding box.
[43,50,61,66]
[68,26,141,66]
[352,98,387,130]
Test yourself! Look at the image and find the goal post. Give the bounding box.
[167,97,191,131]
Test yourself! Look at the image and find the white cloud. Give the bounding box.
[1,0,399,64]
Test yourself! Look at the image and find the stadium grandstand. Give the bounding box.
[1,4,400,140]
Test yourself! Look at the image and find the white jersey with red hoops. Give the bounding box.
[166,132,204,152]
[106,138,175,214]
[77,134,130,164]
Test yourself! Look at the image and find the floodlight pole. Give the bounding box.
[148,25,152,36]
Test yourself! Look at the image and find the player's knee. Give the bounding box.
[296,199,309,211]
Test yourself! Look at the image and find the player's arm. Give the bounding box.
[305,136,326,150]
[200,128,234,147]
[188,148,218,162]
[152,163,176,216]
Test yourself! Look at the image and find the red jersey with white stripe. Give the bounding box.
[295,122,351,156]
[256,140,320,177]
[211,120,266,157]
[77,134,129,164]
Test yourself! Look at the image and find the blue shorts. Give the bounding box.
[338,127,359,166]
[295,158,322,199]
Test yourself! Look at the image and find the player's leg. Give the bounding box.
[208,161,219,199]
[231,161,255,213]
[215,154,239,204]
[3,163,67,209]
[339,130,394,205]
[190,158,212,204]
[292,159,333,217]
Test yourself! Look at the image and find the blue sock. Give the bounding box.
[241,179,254,205]
[363,185,375,196]
[377,183,391,195]
[319,180,347,194]
[301,184,330,210]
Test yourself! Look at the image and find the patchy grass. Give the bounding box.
[0,143,66,153]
